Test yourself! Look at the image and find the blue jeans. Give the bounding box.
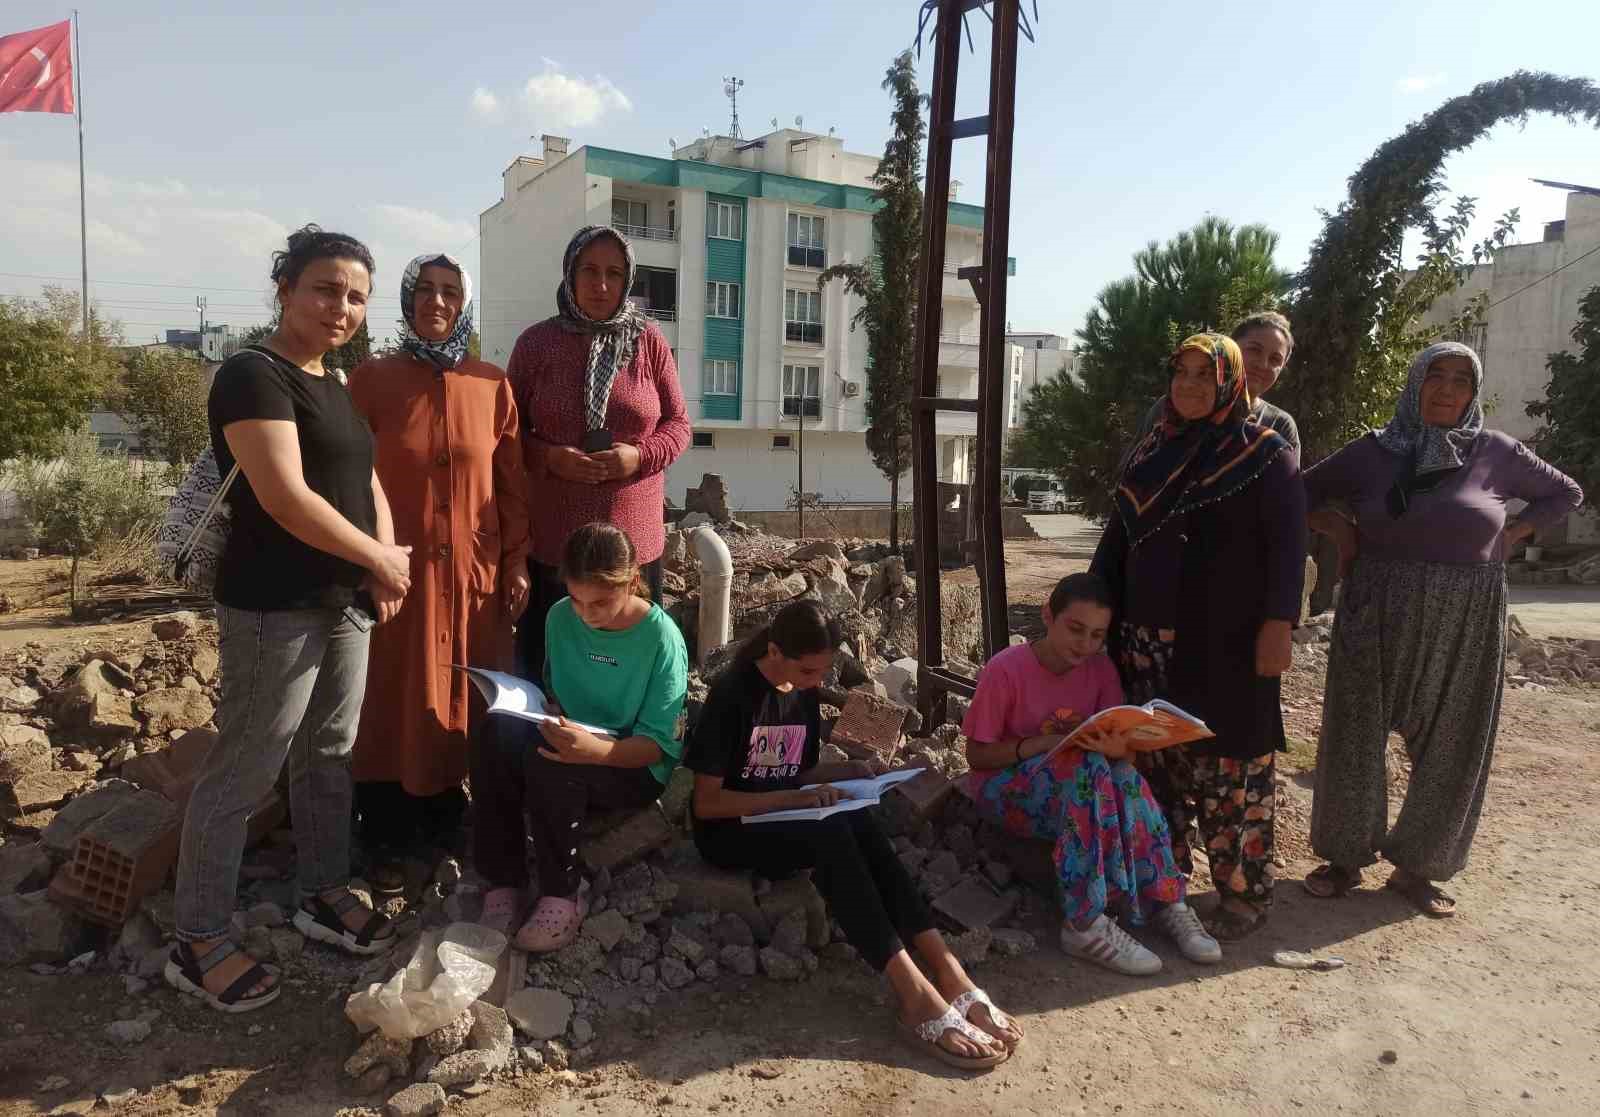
[174,605,370,941]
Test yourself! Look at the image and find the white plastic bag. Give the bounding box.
[345,922,506,1039]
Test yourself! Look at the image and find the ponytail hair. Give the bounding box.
[559,522,644,597]
[733,599,841,669]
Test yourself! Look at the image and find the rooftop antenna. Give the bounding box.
[723,75,744,140]
[771,116,779,128]
[669,136,678,148]
[794,114,804,130]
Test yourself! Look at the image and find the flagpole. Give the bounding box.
[72,9,87,342]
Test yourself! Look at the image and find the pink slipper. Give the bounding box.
[514,889,589,954]
[479,887,520,937]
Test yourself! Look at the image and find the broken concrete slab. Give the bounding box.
[506,987,573,1040]
[0,724,52,783]
[133,689,214,737]
[52,661,140,735]
[755,875,830,950]
[888,767,958,821]
[580,803,672,874]
[42,780,141,859]
[120,728,217,802]
[150,613,200,643]
[931,876,1019,933]
[828,690,909,766]
[2,770,93,819]
[662,844,765,931]
[0,842,52,895]
[0,887,91,965]
[874,657,919,706]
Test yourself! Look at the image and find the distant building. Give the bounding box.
[165,324,249,362]
[1425,186,1600,542]
[1004,331,1077,428]
[480,131,1024,511]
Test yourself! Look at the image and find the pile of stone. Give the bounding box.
[1505,614,1600,688]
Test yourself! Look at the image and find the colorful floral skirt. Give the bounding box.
[968,746,1186,927]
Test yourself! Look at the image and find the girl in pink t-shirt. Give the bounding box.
[962,574,1220,975]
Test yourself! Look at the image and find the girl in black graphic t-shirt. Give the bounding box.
[685,601,1021,1072]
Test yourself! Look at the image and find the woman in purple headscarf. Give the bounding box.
[1302,342,1582,917]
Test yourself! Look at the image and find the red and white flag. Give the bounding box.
[0,19,74,115]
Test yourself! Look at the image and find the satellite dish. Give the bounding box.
[795,115,804,128]
[771,116,779,128]
[701,126,710,138]
[827,126,836,136]
[724,81,736,97]
[669,136,678,148]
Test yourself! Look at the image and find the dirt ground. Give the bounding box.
[2,550,1599,1117]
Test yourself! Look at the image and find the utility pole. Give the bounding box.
[796,403,805,541]
[195,296,206,354]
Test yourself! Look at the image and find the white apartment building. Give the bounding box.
[1425,185,1600,542]
[1004,331,1078,428]
[480,131,1023,512]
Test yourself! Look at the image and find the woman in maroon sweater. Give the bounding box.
[508,226,690,678]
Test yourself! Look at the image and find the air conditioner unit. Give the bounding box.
[842,381,861,398]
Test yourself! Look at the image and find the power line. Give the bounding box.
[1483,242,1600,312]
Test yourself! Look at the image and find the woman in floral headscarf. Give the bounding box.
[347,253,531,891]
[506,225,690,681]
[1302,341,1581,917]
[1092,332,1306,941]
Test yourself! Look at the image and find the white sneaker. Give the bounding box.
[1059,914,1162,975]
[1154,902,1222,964]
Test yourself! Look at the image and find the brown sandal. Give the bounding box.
[1303,863,1362,899]
[1386,871,1456,918]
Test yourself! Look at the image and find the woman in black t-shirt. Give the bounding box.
[686,601,1020,1072]
[167,226,413,1014]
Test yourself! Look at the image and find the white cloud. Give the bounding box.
[470,86,500,120]
[1397,74,1446,94]
[368,204,475,251]
[520,59,632,128]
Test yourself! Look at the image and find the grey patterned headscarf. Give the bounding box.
[1376,341,1485,517]
[555,225,647,431]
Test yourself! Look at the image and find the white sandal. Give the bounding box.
[950,987,1023,1051]
[897,1005,1008,1071]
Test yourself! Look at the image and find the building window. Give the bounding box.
[706,281,741,319]
[612,198,647,232]
[787,213,825,269]
[782,364,822,417]
[784,289,823,346]
[772,434,793,450]
[692,432,715,449]
[707,200,743,240]
[704,359,739,397]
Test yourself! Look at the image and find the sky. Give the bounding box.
[2,0,1599,350]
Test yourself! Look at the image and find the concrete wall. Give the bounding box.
[668,429,901,510]
[732,504,1040,541]
[1425,191,1600,543]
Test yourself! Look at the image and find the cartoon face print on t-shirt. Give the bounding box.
[741,724,807,782]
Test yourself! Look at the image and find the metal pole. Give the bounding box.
[72,10,88,343]
[797,403,805,541]
[974,0,1020,660]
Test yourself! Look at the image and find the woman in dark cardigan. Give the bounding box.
[1092,332,1306,940]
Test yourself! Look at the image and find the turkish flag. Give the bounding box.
[0,19,74,114]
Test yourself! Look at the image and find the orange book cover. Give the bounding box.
[1047,700,1214,760]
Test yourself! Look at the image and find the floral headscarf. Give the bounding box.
[1115,332,1286,548]
[398,253,475,371]
[1375,341,1484,517]
[555,225,648,431]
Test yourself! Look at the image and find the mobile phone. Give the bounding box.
[344,593,378,633]
[580,429,614,453]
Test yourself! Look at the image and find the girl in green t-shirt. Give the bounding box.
[471,522,687,952]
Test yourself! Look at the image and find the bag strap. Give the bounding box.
[175,460,241,564]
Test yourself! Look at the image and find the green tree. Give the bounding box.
[117,347,211,469]
[327,320,372,374]
[11,425,164,614]
[0,288,118,461]
[1528,284,1600,500]
[1282,71,1600,462]
[1010,217,1288,518]
[818,51,925,548]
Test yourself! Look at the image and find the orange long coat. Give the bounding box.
[348,354,531,796]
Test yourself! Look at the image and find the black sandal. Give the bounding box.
[163,939,280,1014]
[1303,863,1362,899]
[292,890,396,956]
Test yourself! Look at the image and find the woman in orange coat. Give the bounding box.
[348,253,531,889]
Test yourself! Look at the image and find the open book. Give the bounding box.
[742,767,924,825]
[453,666,615,739]
[1041,699,1213,763]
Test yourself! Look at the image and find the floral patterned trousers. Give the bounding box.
[1117,622,1276,908]
[969,747,1187,928]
